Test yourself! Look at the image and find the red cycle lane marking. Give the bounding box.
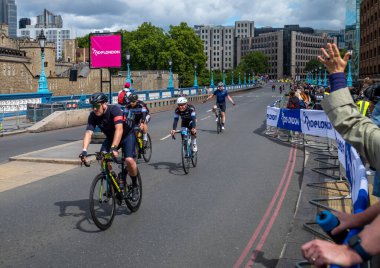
[233,145,296,268]
[245,145,298,267]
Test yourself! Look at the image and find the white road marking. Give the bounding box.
[207,109,213,112]
[160,134,172,140]
[200,115,211,121]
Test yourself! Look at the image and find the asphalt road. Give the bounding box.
[0,84,304,268]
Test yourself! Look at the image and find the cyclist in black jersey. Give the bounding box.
[79,92,139,201]
[124,93,150,146]
[170,97,198,152]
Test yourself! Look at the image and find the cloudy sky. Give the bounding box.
[17,0,346,37]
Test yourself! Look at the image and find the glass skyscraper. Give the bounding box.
[0,0,17,38]
[345,0,360,80]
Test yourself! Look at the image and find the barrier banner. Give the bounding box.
[300,110,333,138]
[277,108,302,132]
[335,131,346,170]
[266,106,280,127]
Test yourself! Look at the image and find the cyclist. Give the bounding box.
[118,82,132,108]
[79,92,139,201]
[170,97,197,152]
[124,93,150,149]
[203,82,235,130]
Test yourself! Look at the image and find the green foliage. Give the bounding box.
[305,59,323,72]
[77,34,90,48]
[237,51,269,75]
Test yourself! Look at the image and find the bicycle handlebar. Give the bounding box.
[171,130,182,140]
[80,152,123,167]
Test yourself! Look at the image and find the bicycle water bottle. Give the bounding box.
[316,210,349,244]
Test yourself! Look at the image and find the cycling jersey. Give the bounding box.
[86,104,133,141]
[213,89,229,104]
[125,100,149,124]
[173,104,196,130]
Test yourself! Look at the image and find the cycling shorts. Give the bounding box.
[100,131,136,158]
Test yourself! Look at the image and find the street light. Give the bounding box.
[193,62,198,89]
[244,72,247,85]
[238,72,241,85]
[231,70,234,85]
[347,42,353,87]
[222,69,226,85]
[167,58,174,94]
[318,66,322,86]
[210,67,214,89]
[314,68,317,85]
[323,67,327,87]
[125,50,132,89]
[248,73,251,84]
[37,29,49,93]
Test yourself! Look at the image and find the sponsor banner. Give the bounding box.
[277,108,302,132]
[266,106,280,127]
[335,131,346,170]
[90,34,122,68]
[300,110,333,137]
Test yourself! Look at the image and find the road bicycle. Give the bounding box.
[134,126,152,162]
[172,127,197,174]
[215,107,223,134]
[82,151,142,230]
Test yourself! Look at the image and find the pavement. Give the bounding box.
[0,116,32,136]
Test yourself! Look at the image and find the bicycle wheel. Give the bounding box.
[89,173,116,230]
[181,140,191,174]
[142,133,152,162]
[217,114,222,134]
[191,150,197,167]
[125,170,142,212]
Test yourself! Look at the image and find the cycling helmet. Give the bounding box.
[218,82,224,87]
[89,92,108,104]
[127,93,138,102]
[177,97,188,105]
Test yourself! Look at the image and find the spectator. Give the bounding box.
[301,43,380,267]
[295,90,306,109]
[286,91,300,109]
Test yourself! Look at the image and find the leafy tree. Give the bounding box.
[237,51,269,75]
[305,59,323,72]
[77,34,90,48]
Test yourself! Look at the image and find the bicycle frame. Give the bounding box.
[181,127,192,158]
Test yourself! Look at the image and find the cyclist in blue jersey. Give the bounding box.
[124,93,150,146]
[79,92,139,201]
[170,97,198,152]
[203,82,235,130]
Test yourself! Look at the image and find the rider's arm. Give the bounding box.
[172,110,180,130]
[141,106,148,123]
[191,110,197,128]
[204,94,214,102]
[82,130,93,151]
[111,124,123,148]
[227,95,235,105]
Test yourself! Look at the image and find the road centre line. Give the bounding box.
[160,134,172,141]
[200,116,211,121]
[207,109,213,112]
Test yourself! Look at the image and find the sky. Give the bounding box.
[17,0,346,37]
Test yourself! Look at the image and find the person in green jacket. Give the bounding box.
[301,43,380,267]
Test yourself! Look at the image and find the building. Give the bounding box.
[0,0,17,38]
[19,18,31,29]
[241,27,336,79]
[359,0,380,80]
[195,20,254,71]
[36,9,63,28]
[346,0,361,80]
[315,29,345,49]
[18,27,75,61]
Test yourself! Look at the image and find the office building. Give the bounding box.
[19,18,31,29]
[0,0,17,38]
[36,9,63,28]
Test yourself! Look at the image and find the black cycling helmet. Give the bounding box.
[89,92,108,104]
[127,93,138,102]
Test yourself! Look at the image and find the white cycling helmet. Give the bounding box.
[177,97,188,105]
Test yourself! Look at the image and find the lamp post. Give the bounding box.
[323,67,327,87]
[252,72,255,84]
[318,66,322,86]
[248,73,251,84]
[314,69,317,85]
[167,58,174,95]
[125,50,132,89]
[222,70,226,85]
[231,70,234,85]
[347,42,353,87]
[37,29,49,93]
[244,72,247,85]
[238,72,241,85]
[210,67,214,89]
[193,62,198,89]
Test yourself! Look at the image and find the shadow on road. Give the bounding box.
[55,199,132,233]
[250,250,279,267]
[197,128,218,135]
[148,161,187,176]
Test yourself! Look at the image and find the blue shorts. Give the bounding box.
[100,132,136,158]
[216,102,226,112]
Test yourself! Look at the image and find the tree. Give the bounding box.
[237,51,269,75]
[77,34,90,48]
[305,59,323,72]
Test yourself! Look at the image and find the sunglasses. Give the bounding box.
[178,104,186,107]
[92,103,101,109]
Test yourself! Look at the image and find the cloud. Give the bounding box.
[17,0,346,36]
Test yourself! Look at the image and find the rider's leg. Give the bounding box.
[213,105,218,118]
[122,133,138,187]
[221,112,226,124]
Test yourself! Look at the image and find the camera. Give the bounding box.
[364,83,380,102]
